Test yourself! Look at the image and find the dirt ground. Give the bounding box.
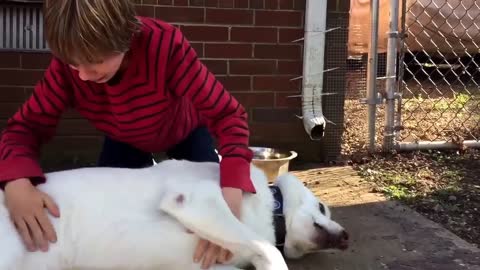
[340,69,480,251]
[286,166,480,270]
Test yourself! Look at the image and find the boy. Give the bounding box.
[0,0,256,268]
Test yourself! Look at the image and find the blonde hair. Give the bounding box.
[44,0,142,65]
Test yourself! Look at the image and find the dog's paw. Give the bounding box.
[251,242,289,270]
[255,258,289,270]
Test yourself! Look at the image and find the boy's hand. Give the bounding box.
[193,187,243,269]
[4,178,60,252]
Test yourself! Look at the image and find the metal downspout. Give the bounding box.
[301,0,328,140]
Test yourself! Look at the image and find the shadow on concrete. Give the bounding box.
[286,197,480,270]
[286,166,480,270]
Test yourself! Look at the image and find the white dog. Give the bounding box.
[0,159,348,270]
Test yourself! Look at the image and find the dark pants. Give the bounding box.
[97,127,219,168]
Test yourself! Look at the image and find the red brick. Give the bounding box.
[205,43,252,58]
[217,76,251,91]
[279,28,304,43]
[252,108,299,122]
[275,91,301,108]
[136,5,155,17]
[265,0,278,9]
[255,10,303,26]
[181,25,229,41]
[174,0,189,5]
[190,42,204,57]
[0,87,29,102]
[230,27,277,43]
[0,70,44,86]
[231,92,274,107]
[234,0,248,8]
[253,75,299,91]
[0,102,22,118]
[155,6,204,23]
[294,0,305,10]
[21,53,52,70]
[143,0,158,5]
[278,60,302,74]
[249,122,305,141]
[206,8,253,25]
[230,60,276,75]
[218,0,234,7]
[249,0,264,9]
[0,52,21,69]
[205,0,218,6]
[189,0,205,6]
[279,0,294,9]
[254,44,302,59]
[202,59,228,74]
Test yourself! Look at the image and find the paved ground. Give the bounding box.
[284,166,480,270]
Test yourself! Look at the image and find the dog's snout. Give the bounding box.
[336,230,349,250]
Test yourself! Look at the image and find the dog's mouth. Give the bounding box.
[314,223,349,250]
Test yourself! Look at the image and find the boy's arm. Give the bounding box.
[166,28,256,194]
[0,57,72,188]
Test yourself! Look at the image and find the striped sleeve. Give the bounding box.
[0,57,71,188]
[166,28,256,193]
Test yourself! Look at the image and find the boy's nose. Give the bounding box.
[77,68,98,82]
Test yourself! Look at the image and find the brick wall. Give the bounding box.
[0,0,350,170]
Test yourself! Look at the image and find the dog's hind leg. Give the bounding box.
[158,181,288,270]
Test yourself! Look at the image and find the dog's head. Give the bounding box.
[274,173,349,259]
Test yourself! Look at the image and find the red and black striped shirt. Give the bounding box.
[0,17,256,193]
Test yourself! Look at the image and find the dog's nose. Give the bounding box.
[336,230,349,250]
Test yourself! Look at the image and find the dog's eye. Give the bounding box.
[319,203,325,215]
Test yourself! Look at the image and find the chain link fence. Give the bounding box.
[397,0,480,150]
[343,0,480,157]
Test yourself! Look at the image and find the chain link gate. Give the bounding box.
[395,0,480,151]
[360,0,480,153]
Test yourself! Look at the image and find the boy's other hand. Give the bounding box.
[193,187,242,269]
[4,178,60,252]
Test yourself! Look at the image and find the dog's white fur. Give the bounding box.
[0,159,347,270]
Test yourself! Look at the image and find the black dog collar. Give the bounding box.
[269,185,286,252]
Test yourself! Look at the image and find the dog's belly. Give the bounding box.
[64,214,199,269]
[14,200,204,270]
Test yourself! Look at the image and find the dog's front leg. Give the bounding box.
[157,181,288,270]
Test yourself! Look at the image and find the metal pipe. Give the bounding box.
[395,0,409,147]
[300,0,327,140]
[383,0,400,152]
[397,140,480,151]
[366,0,380,152]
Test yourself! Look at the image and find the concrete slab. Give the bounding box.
[284,166,480,270]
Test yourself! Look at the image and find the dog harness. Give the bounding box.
[269,185,286,252]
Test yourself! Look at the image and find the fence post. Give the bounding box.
[366,0,381,153]
[383,0,400,152]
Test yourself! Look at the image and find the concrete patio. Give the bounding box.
[284,166,480,270]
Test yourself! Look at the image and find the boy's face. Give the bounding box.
[69,52,126,84]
